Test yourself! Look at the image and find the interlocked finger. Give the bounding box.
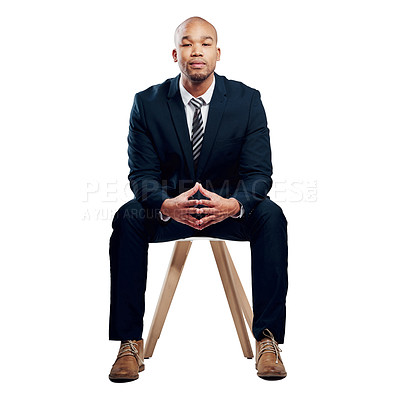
[198,199,214,207]
[198,214,218,228]
[198,207,219,215]
[181,216,201,229]
[181,207,201,215]
[182,200,199,207]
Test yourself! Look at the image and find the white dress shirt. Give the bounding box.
[159,75,244,221]
[179,75,215,138]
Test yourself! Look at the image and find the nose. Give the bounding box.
[191,44,203,57]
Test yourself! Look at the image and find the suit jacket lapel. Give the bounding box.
[167,73,227,181]
[167,75,195,181]
[196,74,227,178]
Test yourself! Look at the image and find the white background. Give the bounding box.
[1,0,399,398]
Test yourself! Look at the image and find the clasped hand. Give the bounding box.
[160,182,240,230]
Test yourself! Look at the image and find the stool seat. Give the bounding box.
[176,236,225,241]
[144,239,254,359]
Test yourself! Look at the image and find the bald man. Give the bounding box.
[108,16,289,381]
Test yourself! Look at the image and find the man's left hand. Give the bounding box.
[196,183,240,230]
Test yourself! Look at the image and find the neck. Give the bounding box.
[181,73,214,98]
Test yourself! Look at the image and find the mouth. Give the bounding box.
[189,60,206,69]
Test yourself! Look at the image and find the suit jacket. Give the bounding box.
[127,72,273,218]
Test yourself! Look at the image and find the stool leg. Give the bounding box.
[144,240,192,358]
[225,246,254,334]
[210,241,254,359]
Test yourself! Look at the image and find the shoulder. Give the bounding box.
[215,73,260,98]
[134,77,175,103]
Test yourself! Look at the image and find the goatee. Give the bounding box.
[187,71,212,82]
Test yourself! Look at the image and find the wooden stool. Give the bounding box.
[144,238,254,359]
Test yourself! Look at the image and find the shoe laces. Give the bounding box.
[259,329,282,364]
[117,340,144,365]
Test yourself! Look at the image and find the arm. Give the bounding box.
[128,95,205,229]
[230,89,273,216]
[188,89,271,229]
[127,93,170,211]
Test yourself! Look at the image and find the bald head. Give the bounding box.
[174,16,218,46]
[172,16,220,88]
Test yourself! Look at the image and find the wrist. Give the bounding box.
[228,198,240,216]
[160,198,172,216]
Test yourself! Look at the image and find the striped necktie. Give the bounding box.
[190,97,206,169]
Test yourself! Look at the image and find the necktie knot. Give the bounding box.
[190,97,205,109]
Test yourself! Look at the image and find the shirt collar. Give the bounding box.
[179,74,215,106]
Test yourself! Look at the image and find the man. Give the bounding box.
[108,16,288,381]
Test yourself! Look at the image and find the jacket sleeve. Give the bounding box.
[230,89,273,216]
[127,93,170,211]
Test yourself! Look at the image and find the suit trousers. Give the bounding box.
[109,197,288,343]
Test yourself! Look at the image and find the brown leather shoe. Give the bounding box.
[256,329,287,380]
[109,339,145,382]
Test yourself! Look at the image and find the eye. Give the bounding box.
[203,43,211,46]
[182,43,192,47]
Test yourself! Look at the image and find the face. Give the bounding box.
[172,21,221,82]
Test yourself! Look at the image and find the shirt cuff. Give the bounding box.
[159,211,171,222]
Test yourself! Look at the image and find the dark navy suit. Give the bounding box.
[109,73,288,343]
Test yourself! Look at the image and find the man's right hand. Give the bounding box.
[160,182,202,229]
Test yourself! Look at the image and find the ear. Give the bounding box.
[216,47,221,61]
[172,49,178,62]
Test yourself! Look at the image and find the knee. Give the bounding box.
[112,199,147,231]
[250,198,287,229]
